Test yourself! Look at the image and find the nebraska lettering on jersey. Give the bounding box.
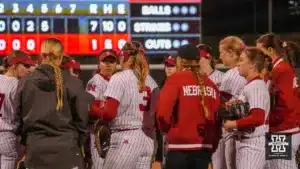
[0,75,19,132]
[183,85,217,99]
[86,74,109,100]
[104,70,159,130]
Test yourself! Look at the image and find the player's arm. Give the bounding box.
[15,77,31,145]
[72,80,94,145]
[156,75,179,133]
[98,75,125,122]
[273,68,296,110]
[219,75,233,103]
[225,88,266,129]
[150,87,164,163]
[86,79,104,117]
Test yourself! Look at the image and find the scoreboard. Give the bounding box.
[0,0,202,57]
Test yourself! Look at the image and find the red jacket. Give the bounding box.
[269,58,300,133]
[156,70,221,153]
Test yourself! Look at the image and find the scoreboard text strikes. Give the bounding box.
[0,1,201,56]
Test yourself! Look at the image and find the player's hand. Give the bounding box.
[151,161,162,169]
[225,99,242,110]
[224,120,237,131]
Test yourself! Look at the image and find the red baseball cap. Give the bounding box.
[63,60,81,70]
[164,56,176,67]
[197,44,213,59]
[99,51,117,61]
[8,55,36,66]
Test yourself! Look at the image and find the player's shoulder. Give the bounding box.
[224,67,246,81]
[223,67,239,77]
[212,69,225,76]
[203,75,219,90]
[0,75,18,92]
[171,70,194,79]
[245,79,267,90]
[274,61,294,74]
[87,74,105,84]
[0,74,18,84]
[111,69,130,78]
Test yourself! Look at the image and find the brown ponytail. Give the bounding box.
[177,57,209,119]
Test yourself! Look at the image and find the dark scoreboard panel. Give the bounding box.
[0,0,201,56]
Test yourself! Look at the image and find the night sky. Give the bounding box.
[202,0,300,35]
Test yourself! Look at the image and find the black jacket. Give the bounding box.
[16,64,94,169]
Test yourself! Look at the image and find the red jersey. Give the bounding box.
[269,58,300,133]
[156,70,221,152]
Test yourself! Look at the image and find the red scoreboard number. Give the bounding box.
[0,2,130,56]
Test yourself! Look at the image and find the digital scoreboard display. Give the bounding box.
[0,0,202,57]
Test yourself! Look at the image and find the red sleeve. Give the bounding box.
[156,74,180,133]
[89,100,103,117]
[273,67,296,110]
[236,108,265,129]
[89,97,119,122]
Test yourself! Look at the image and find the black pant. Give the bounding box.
[165,150,212,169]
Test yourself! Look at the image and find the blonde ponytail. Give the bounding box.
[177,57,210,119]
[41,38,64,111]
[49,61,64,110]
[121,42,149,91]
[134,52,149,91]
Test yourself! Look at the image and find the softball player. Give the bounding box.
[93,41,160,169]
[164,55,177,77]
[219,36,247,169]
[197,44,224,87]
[224,47,270,169]
[197,44,225,169]
[61,54,81,78]
[257,34,300,169]
[87,49,117,169]
[157,44,222,169]
[0,50,36,169]
[16,38,93,169]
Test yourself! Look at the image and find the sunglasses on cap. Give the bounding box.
[20,63,33,69]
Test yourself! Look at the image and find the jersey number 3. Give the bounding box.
[139,86,151,112]
[0,93,5,112]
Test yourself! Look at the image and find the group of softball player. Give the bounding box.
[0,34,299,169]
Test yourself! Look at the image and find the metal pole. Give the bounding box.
[253,1,257,33]
[268,0,272,32]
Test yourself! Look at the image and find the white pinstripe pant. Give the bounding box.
[0,132,18,169]
[267,133,300,169]
[224,132,236,169]
[103,129,155,169]
[212,137,227,169]
[236,136,266,169]
[90,133,104,169]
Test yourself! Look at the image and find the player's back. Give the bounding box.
[0,75,18,132]
[104,69,158,130]
[18,64,93,150]
[169,71,220,129]
[157,70,221,151]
